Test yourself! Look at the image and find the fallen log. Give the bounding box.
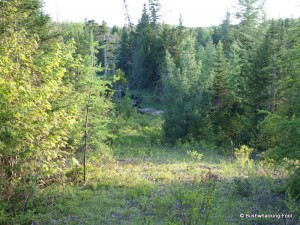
[137,108,164,115]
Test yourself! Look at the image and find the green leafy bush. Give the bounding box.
[234,145,254,166]
[186,150,203,162]
[261,114,300,199]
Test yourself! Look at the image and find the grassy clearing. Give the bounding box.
[24,145,297,225]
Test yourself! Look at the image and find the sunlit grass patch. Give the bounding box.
[31,146,298,225]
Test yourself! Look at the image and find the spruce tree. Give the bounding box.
[162,35,207,142]
[210,42,235,145]
[148,0,161,32]
[117,26,132,80]
[251,20,287,115]
[220,11,233,57]
[230,0,267,144]
[211,42,230,111]
[131,3,163,89]
[131,4,152,88]
[260,20,300,198]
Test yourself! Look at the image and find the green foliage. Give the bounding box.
[0,0,54,44]
[112,112,163,152]
[116,26,132,80]
[234,145,254,167]
[234,145,254,161]
[0,24,81,212]
[287,168,300,200]
[65,167,84,183]
[186,150,203,162]
[0,0,115,216]
[220,11,233,56]
[162,35,209,142]
[115,96,137,118]
[130,1,167,89]
[285,190,300,214]
[233,177,253,197]
[261,114,300,198]
[210,41,239,145]
[170,183,216,225]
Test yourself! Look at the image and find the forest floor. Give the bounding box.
[19,91,299,225]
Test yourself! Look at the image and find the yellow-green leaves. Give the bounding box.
[0,20,81,207]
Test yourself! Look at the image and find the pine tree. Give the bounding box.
[131,3,163,89]
[95,21,120,76]
[251,20,287,115]
[239,20,287,150]
[229,0,267,144]
[162,52,187,140]
[162,35,208,142]
[160,25,183,68]
[0,0,55,47]
[210,42,236,145]
[148,0,161,32]
[198,38,216,85]
[228,40,242,100]
[234,0,266,84]
[99,21,109,74]
[220,11,233,57]
[211,42,230,110]
[131,4,151,88]
[117,26,132,80]
[259,20,300,198]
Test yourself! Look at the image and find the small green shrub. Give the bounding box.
[186,150,203,162]
[285,189,300,215]
[233,177,253,197]
[234,145,254,166]
[126,184,152,199]
[115,96,137,118]
[171,183,216,225]
[65,167,84,183]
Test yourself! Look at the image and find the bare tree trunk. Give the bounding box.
[83,30,95,184]
[83,94,90,183]
[123,0,134,32]
[104,44,107,75]
[271,67,277,113]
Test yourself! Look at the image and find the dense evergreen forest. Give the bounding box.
[0,0,299,224]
